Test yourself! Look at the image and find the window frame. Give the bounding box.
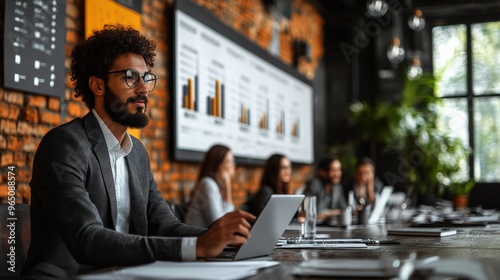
[431,19,500,183]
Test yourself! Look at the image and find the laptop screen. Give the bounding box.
[232,194,304,260]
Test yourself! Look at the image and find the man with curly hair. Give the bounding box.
[22,25,255,279]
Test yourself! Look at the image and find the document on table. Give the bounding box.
[110,260,280,280]
[276,243,368,249]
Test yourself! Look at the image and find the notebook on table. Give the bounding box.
[387,227,457,237]
[210,194,304,261]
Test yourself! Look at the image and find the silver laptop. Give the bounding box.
[213,194,304,261]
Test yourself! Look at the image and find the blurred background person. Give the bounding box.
[248,154,292,216]
[345,157,384,211]
[186,145,236,227]
[303,156,347,222]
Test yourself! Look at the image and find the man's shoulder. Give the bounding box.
[42,117,87,141]
[306,177,323,188]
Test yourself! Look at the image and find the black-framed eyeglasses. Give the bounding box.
[105,69,158,92]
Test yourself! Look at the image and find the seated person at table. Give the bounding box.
[249,154,292,216]
[303,156,347,221]
[186,145,237,228]
[344,157,384,211]
[21,26,255,280]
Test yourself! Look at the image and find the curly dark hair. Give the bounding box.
[70,25,157,109]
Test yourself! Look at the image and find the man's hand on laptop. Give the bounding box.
[196,210,256,258]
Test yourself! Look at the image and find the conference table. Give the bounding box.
[266,222,500,279]
[76,212,500,279]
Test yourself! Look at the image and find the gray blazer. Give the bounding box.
[22,112,206,279]
[303,178,347,212]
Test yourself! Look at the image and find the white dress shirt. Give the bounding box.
[93,110,132,233]
[92,110,197,260]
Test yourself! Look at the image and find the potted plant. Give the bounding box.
[447,180,475,209]
[347,72,470,204]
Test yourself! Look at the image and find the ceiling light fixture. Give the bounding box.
[408,9,425,31]
[387,38,406,65]
[366,0,388,18]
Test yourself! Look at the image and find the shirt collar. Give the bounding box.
[92,109,133,157]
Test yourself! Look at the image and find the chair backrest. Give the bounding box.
[0,203,30,278]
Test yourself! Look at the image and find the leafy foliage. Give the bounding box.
[348,73,470,197]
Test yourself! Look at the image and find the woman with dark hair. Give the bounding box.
[186,145,236,227]
[249,154,292,216]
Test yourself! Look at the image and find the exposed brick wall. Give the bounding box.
[0,0,323,208]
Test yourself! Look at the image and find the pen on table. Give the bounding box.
[286,238,400,245]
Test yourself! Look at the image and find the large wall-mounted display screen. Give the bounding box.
[173,0,314,164]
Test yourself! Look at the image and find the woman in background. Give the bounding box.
[186,145,236,227]
[249,154,292,216]
[345,157,384,210]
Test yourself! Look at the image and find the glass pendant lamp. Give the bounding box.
[366,0,388,17]
[387,38,405,64]
[408,9,426,31]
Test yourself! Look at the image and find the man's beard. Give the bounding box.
[104,85,149,128]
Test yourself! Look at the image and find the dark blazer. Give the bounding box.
[303,178,347,212]
[22,112,206,279]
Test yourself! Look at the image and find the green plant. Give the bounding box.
[347,72,470,199]
[448,180,475,196]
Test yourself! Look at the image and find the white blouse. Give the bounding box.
[185,177,235,228]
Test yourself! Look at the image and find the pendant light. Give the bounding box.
[408,9,426,31]
[366,0,388,18]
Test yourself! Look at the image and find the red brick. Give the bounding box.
[1,119,17,134]
[20,135,38,152]
[13,152,26,167]
[48,97,60,112]
[26,152,36,168]
[16,121,32,135]
[39,110,62,126]
[33,125,51,137]
[0,186,8,199]
[0,135,6,149]
[3,91,24,105]
[27,95,47,108]
[0,102,9,118]
[66,30,79,46]
[1,152,13,167]
[24,107,39,123]
[18,183,31,201]
[7,136,20,151]
[67,101,84,117]
[8,105,21,121]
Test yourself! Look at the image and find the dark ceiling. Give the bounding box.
[313,0,500,24]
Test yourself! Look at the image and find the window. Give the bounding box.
[433,22,500,182]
